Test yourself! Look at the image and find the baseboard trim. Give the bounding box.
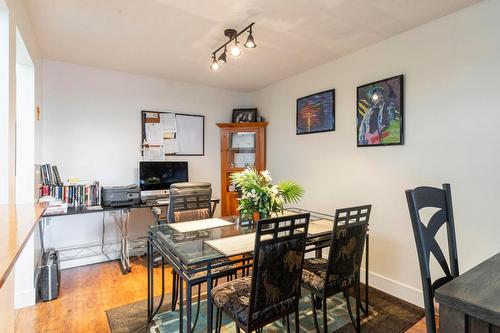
[360,269,424,307]
[15,288,36,309]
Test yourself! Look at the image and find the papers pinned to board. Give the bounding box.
[143,111,179,159]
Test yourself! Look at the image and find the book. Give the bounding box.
[38,164,101,207]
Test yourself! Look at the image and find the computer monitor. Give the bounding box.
[139,161,188,198]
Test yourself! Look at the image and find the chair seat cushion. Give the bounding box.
[301,258,355,295]
[211,275,296,327]
[211,276,252,326]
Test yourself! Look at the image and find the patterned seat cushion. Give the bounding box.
[301,258,354,296]
[211,275,296,327]
[211,276,252,326]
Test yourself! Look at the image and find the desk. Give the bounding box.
[436,252,500,333]
[41,199,219,274]
[147,208,370,333]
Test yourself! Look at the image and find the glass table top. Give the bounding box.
[149,208,334,266]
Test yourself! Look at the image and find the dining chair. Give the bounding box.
[405,183,459,333]
[165,182,240,331]
[211,213,311,333]
[167,182,213,223]
[301,205,371,333]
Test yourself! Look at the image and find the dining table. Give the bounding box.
[146,208,371,333]
[436,252,500,333]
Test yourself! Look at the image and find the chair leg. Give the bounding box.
[171,271,178,311]
[354,282,361,333]
[215,307,221,333]
[322,298,328,333]
[295,309,300,333]
[286,315,291,333]
[217,306,225,333]
[310,292,320,333]
[343,289,356,327]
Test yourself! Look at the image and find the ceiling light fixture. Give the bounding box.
[210,54,220,71]
[230,37,241,57]
[210,22,256,71]
[218,46,227,63]
[244,26,256,48]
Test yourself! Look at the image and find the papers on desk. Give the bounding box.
[205,233,256,256]
[308,219,334,236]
[168,218,233,233]
[44,202,68,215]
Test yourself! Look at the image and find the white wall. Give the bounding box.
[41,60,252,267]
[252,0,500,306]
[0,6,8,205]
[1,0,42,325]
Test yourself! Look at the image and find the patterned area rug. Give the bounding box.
[106,285,424,333]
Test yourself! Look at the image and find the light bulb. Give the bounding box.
[230,40,241,57]
[210,57,220,71]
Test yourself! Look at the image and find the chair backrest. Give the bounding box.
[247,213,310,329]
[405,184,459,333]
[324,205,371,294]
[167,182,212,223]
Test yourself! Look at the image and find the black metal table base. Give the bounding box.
[147,224,370,332]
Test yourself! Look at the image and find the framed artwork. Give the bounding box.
[296,89,335,135]
[232,108,257,123]
[357,75,404,147]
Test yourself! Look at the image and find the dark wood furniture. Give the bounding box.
[217,122,267,216]
[436,252,500,333]
[405,183,459,333]
[301,205,371,333]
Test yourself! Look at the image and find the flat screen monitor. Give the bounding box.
[139,161,188,191]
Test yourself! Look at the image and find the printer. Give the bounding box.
[101,184,141,207]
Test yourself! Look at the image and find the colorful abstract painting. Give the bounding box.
[357,75,404,147]
[296,89,335,135]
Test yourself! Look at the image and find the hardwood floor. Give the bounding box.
[15,260,431,333]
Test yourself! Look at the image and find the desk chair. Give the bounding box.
[405,184,459,333]
[301,205,371,333]
[211,213,310,333]
[166,182,213,223]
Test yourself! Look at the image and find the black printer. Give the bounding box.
[101,184,141,207]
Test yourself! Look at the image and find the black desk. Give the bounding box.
[40,199,220,274]
[436,252,500,333]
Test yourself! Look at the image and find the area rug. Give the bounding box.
[106,285,424,333]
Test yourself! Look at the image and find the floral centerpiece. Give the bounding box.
[230,167,305,221]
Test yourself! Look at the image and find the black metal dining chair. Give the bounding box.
[211,213,311,333]
[405,183,459,333]
[165,182,239,331]
[301,205,371,333]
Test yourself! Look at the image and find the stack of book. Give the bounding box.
[39,164,101,207]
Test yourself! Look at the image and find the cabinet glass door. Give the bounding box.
[228,131,256,169]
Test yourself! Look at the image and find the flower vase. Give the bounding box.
[252,211,260,223]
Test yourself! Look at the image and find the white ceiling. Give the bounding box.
[25,0,479,92]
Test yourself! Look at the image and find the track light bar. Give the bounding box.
[210,22,256,71]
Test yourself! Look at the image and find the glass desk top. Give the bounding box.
[149,208,334,266]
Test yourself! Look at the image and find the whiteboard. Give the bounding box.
[175,113,204,155]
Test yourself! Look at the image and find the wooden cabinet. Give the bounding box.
[217,122,267,216]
